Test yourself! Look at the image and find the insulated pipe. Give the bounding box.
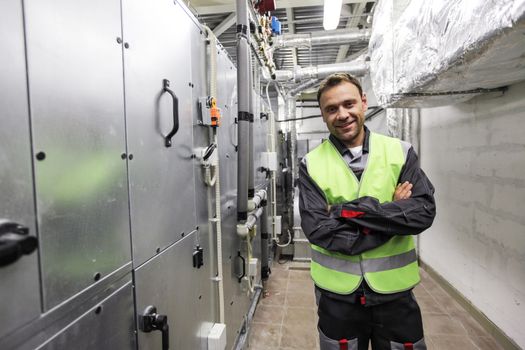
[246,207,264,231]
[288,78,319,97]
[248,189,267,211]
[260,204,270,280]
[274,60,369,83]
[248,56,255,199]
[273,28,371,49]
[236,0,250,221]
[237,206,264,237]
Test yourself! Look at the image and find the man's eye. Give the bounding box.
[345,102,354,108]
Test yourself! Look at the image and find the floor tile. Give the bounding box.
[283,307,317,328]
[417,296,447,315]
[249,323,281,348]
[280,324,319,349]
[250,265,505,350]
[470,336,504,350]
[427,335,478,350]
[423,314,468,336]
[253,304,285,325]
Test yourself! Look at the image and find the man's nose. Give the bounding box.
[336,106,350,119]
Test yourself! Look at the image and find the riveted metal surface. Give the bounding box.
[134,230,206,350]
[123,0,197,267]
[37,280,135,350]
[0,0,41,340]
[25,0,131,310]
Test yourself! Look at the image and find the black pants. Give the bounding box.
[317,293,426,350]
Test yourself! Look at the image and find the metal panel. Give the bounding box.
[214,49,254,346]
[37,280,135,350]
[135,230,206,350]
[25,0,131,310]
[123,0,197,267]
[0,0,41,340]
[190,25,217,348]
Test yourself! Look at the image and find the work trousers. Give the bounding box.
[317,292,426,350]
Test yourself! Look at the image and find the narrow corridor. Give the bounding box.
[248,261,504,350]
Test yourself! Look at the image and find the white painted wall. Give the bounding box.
[419,81,525,347]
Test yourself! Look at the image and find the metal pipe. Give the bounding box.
[246,207,264,230]
[248,55,255,199]
[287,78,319,97]
[236,0,250,221]
[274,28,371,49]
[260,203,270,280]
[248,189,267,211]
[273,60,369,82]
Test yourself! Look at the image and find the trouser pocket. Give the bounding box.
[390,338,426,350]
[319,327,358,350]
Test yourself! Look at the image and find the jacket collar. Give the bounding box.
[329,125,370,156]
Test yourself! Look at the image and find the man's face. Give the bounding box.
[319,81,368,148]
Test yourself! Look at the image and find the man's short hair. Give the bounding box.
[317,73,363,104]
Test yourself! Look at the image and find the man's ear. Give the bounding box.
[361,93,368,112]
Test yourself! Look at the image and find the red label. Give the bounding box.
[341,209,365,218]
[339,339,348,350]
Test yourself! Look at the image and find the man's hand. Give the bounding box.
[394,181,413,201]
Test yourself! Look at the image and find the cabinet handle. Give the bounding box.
[139,305,170,350]
[0,220,38,267]
[163,79,179,148]
[236,251,246,283]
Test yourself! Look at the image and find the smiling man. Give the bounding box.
[298,73,436,350]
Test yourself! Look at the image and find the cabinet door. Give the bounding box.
[135,231,203,350]
[25,0,131,310]
[0,0,41,339]
[122,0,197,266]
[38,280,136,350]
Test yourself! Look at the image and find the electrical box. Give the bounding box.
[260,152,278,171]
[274,216,282,235]
[248,258,258,277]
[208,323,227,350]
[199,96,221,126]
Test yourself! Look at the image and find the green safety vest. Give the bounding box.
[305,132,420,294]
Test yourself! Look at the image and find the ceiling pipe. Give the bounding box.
[273,60,369,83]
[273,28,371,49]
[287,78,319,97]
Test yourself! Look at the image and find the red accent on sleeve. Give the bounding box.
[340,209,365,218]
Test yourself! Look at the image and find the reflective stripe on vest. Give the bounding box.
[312,248,417,275]
[305,132,421,294]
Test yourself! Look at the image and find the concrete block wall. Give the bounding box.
[419,81,525,347]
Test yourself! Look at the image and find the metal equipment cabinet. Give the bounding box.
[0,0,41,340]
[25,0,132,311]
[122,0,198,268]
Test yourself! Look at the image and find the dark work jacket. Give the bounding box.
[298,127,436,306]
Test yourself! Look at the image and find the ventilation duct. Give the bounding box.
[369,0,525,107]
[274,60,369,83]
[273,28,371,48]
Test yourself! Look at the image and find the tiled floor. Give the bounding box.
[247,260,504,350]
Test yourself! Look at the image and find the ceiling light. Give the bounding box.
[323,0,342,31]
